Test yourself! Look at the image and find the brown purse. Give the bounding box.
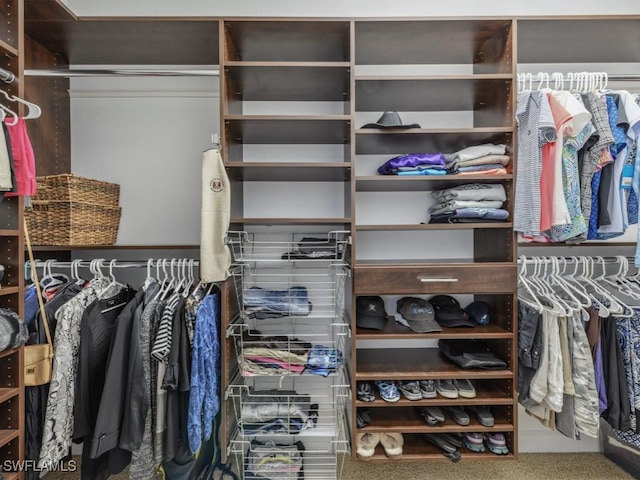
[23,217,54,386]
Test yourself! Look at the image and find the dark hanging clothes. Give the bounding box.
[601,316,632,431]
[24,281,83,480]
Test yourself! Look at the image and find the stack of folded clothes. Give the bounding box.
[444,143,510,175]
[428,183,509,223]
[241,331,344,377]
[281,237,345,260]
[245,439,305,480]
[241,388,318,435]
[243,285,312,319]
[377,152,447,176]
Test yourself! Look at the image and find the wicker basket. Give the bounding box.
[33,174,120,206]
[25,200,121,245]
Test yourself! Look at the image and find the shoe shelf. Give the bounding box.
[355,385,513,408]
[356,407,513,434]
[365,433,514,462]
[356,348,513,381]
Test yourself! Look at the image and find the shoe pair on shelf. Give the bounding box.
[435,379,476,399]
[357,381,401,403]
[420,405,494,427]
[356,432,403,461]
[463,432,509,455]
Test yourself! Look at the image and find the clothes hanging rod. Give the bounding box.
[27,259,200,268]
[0,67,16,84]
[24,68,220,78]
[518,256,634,264]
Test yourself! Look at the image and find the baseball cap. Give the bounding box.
[465,301,491,325]
[356,296,387,330]
[429,295,476,328]
[396,297,442,333]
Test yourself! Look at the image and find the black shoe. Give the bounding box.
[423,434,461,463]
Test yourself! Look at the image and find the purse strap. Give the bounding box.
[23,216,53,351]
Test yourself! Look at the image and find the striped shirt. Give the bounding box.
[151,293,181,363]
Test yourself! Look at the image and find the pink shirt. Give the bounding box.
[5,118,36,197]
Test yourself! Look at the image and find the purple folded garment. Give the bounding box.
[378,152,446,175]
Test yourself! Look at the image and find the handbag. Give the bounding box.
[23,217,54,386]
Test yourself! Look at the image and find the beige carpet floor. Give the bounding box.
[42,453,635,480]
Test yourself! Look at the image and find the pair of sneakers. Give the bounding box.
[358,381,402,403]
[398,380,437,400]
[435,379,475,399]
[463,432,509,455]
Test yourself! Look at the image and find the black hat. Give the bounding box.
[465,301,491,325]
[396,297,442,333]
[361,111,421,129]
[429,295,476,328]
[356,296,387,330]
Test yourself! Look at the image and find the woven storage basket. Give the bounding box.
[33,174,120,206]
[25,200,121,245]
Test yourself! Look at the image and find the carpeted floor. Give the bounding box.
[41,453,634,479]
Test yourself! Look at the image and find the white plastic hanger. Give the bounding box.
[0,89,41,121]
[518,256,544,312]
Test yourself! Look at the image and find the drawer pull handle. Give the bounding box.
[418,277,458,283]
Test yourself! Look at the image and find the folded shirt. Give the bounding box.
[377,152,446,175]
[457,163,508,173]
[432,184,506,202]
[449,154,511,171]
[444,143,506,166]
[429,200,504,216]
[456,167,507,176]
[429,208,510,222]
[396,169,448,176]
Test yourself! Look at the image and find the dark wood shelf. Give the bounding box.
[518,242,637,248]
[356,322,512,340]
[356,348,512,381]
[225,64,350,102]
[355,129,512,155]
[355,258,513,266]
[363,433,514,462]
[0,230,20,236]
[356,77,512,114]
[0,40,18,57]
[518,19,640,64]
[0,429,19,448]
[358,406,513,433]
[28,245,200,251]
[0,348,18,360]
[226,116,351,144]
[0,388,19,405]
[0,287,20,297]
[355,174,513,192]
[226,163,351,182]
[4,472,19,480]
[356,223,512,231]
[356,20,513,67]
[224,21,350,62]
[25,18,220,65]
[356,387,513,408]
[231,217,352,226]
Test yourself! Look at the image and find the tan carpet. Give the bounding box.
[42,453,634,480]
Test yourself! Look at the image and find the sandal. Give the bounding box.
[356,432,380,461]
[379,432,404,460]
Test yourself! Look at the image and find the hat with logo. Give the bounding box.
[396,297,442,333]
[465,300,491,325]
[429,295,476,328]
[356,296,387,330]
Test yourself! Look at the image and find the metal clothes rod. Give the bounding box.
[518,256,634,264]
[24,68,220,78]
[0,67,16,84]
[27,259,200,268]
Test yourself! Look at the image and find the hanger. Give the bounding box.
[547,257,582,313]
[525,257,566,315]
[518,256,544,312]
[574,257,611,317]
[557,257,592,308]
[0,89,41,121]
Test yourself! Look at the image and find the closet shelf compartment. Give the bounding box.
[227,377,350,439]
[364,433,514,462]
[357,407,513,434]
[355,175,513,192]
[0,287,20,297]
[0,348,19,361]
[0,229,20,236]
[225,163,352,182]
[356,348,513,381]
[0,429,19,448]
[225,116,351,145]
[356,322,512,340]
[225,64,351,102]
[0,40,18,57]
[0,388,19,405]
[231,218,352,227]
[356,223,513,231]
[227,230,350,264]
[356,388,513,408]
[356,77,513,117]
[355,129,513,156]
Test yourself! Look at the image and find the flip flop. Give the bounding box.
[356,432,380,461]
[380,432,404,460]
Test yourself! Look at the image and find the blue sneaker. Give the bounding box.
[374,380,400,403]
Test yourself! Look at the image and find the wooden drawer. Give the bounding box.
[354,264,516,295]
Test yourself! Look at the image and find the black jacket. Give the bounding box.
[90,288,147,459]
